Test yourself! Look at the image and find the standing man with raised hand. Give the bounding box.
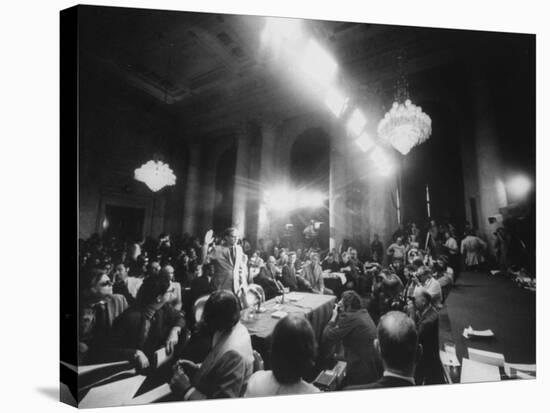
[202,227,249,301]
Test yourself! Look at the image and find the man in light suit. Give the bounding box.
[202,227,248,298]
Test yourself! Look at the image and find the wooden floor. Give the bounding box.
[439,271,536,364]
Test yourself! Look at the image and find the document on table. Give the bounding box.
[78,360,131,375]
[79,375,146,408]
[125,383,172,405]
[460,358,500,384]
[154,347,174,368]
[285,292,304,301]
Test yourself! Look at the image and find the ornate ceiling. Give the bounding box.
[79,5,526,138]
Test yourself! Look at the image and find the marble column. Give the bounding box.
[182,143,200,236]
[232,121,251,236]
[256,120,278,242]
[328,121,349,250]
[470,65,506,250]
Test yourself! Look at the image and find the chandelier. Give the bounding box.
[134,160,176,192]
[377,53,432,155]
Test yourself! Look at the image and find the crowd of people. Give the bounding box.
[77,219,498,400]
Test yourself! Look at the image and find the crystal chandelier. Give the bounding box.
[134,160,176,192]
[377,53,432,155]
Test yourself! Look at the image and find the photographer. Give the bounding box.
[409,266,442,307]
[322,291,381,386]
[370,269,404,323]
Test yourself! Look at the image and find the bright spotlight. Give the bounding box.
[261,17,304,47]
[355,132,374,152]
[507,175,532,199]
[346,108,367,138]
[264,187,292,212]
[370,146,395,177]
[298,39,338,85]
[324,87,349,118]
[309,191,325,207]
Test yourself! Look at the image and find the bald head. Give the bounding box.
[377,311,419,373]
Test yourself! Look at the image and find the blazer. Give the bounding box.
[209,244,248,293]
[415,305,443,384]
[323,309,381,386]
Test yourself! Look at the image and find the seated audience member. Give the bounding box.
[146,261,162,278]
[160,264,183,311]
[281,251,300,291]
[322,291,381,386]
[110,273,186,370]
[170,291,254,399]
[112,263,141,305]
[246,314,320,397]
[345,311,421,389]
[79,268,128,363]
[254,256,281,300]
[413,266,442,306]
[410,288,443,385]
[247,250,264,282]
[321,252,340,273]
[301,253,333,295]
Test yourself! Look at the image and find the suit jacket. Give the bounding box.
[109,303,186,361]
[281,264,298,291]
[415,305,443,384]
[323,309,381,385]
[345,374,414,390]
[301,262,325,293]
[255,265,280,300]
[209,244,248,293]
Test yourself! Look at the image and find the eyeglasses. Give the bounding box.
[98,280,113,287]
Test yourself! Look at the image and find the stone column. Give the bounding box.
[328,121,349,250]
[232,121,251,236]
[256,120,278,242]
[182,143,200,235]
[470,65,506,251]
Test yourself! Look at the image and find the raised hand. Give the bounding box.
[204,229,214,246]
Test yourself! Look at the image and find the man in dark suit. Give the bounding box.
[344,311,421,390]
[322,291,381,386]
[412,288,444,385]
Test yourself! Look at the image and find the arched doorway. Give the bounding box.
[288,128,330,250]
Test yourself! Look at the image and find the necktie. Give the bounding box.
[230,247,236,264]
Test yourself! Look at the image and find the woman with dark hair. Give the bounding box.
[109,272,186,370]
[170,290,254,400]
[79,268,128,363]
[245,314,320,397]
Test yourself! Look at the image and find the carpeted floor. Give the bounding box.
[440,271,536,364]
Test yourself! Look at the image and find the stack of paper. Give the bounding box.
[79,375,146,408]
[124,383,172,405]
[286,292,304,302]
[463,325,495,339]
[460,358,500,384]
[271,310,288,319]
